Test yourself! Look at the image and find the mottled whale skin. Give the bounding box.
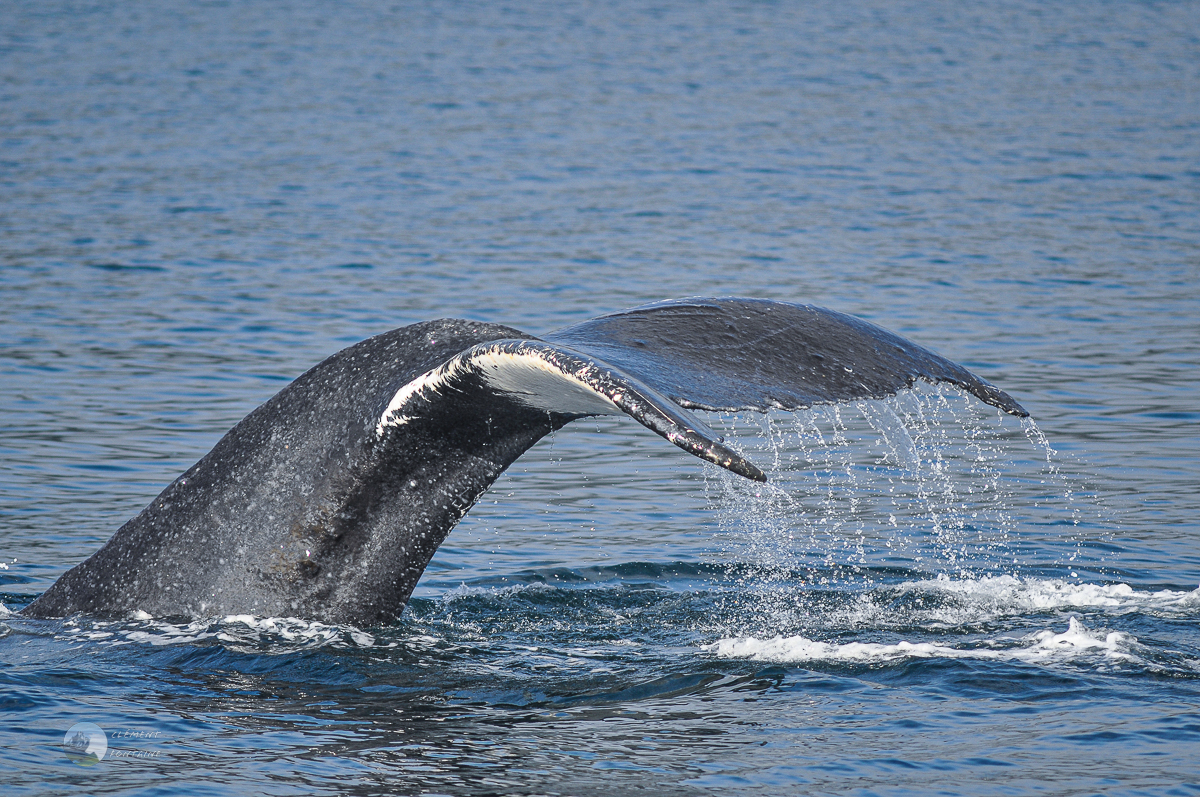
[25,298,1027,625]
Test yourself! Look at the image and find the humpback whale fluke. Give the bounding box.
[24,298,1027,625]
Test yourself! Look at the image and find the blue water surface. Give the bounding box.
[2,1,1199,794]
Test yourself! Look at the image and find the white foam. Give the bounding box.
[718,576,1200,645]
[795,575,1200,633]
[903,574,1200,615]
[706,616,1143,668]
[62,614,383,652]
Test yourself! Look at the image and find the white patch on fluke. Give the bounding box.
[376,361,458,432]
[472,350,621,414]
[376,345,620,435]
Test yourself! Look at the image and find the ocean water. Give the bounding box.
[2,1,1199,794]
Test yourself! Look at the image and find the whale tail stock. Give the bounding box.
[24,298,1026,624]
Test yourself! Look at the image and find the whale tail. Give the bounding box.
[24,298,1026,624]
[388,297,1027,483]
[546,297,1026,418]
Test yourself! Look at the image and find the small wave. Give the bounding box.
[717,575,1200,639]
[705,616,1146,669]
[901,574,1200,615]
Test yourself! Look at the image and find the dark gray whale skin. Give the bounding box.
[24,298,1026,626]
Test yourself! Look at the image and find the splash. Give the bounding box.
[57,614,382,652]
[716,575,1200,640]
[899,573,1200,617]
[705,616,1147,670]
[704,385,1103,589]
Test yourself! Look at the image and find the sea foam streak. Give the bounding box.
[901,574,1200,615]
[706,616,1143,668]
[718,576,1200,639]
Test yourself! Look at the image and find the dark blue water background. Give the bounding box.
[2,1,1199,794]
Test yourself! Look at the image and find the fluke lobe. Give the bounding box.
[25,298,1027,625]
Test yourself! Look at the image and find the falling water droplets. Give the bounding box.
[702,384,1106,636]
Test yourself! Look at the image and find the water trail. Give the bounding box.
[1021,415,1098,570]
[702,384,1103,636]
